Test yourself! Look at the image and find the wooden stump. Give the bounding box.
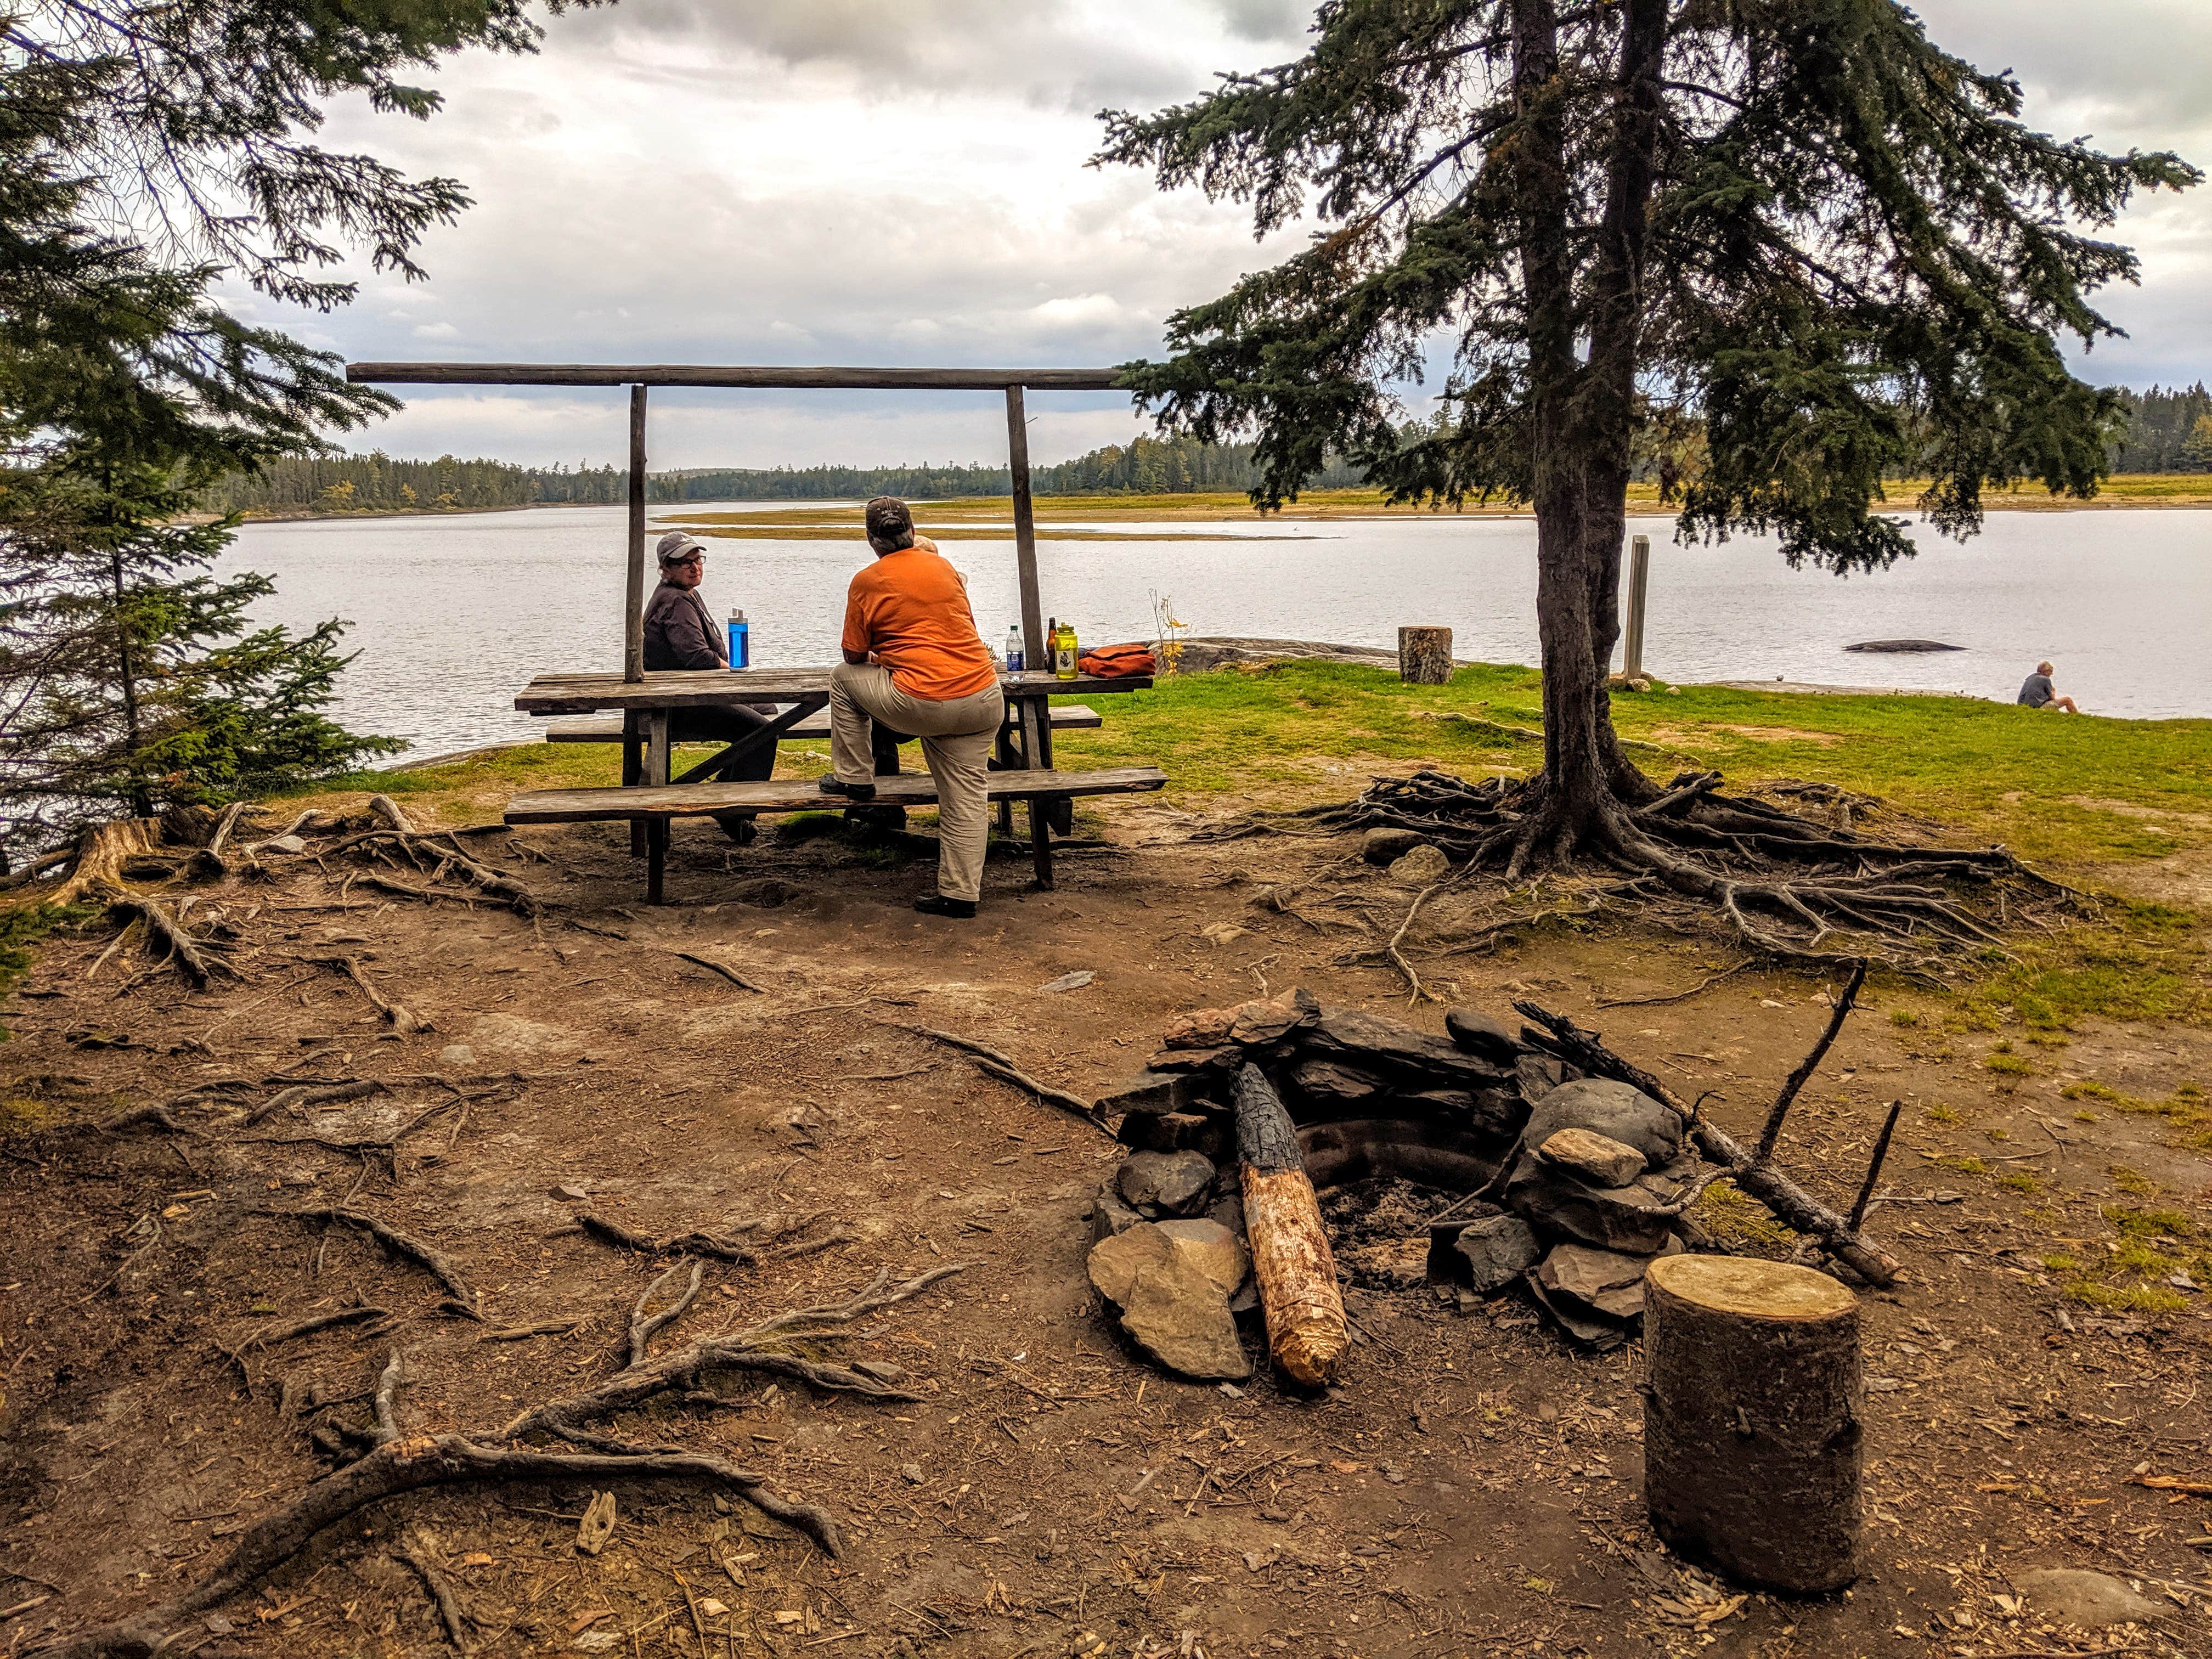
[1397,626,1452,685]
[1234,1064,1347,1387]
[1643,1254,1861,1593]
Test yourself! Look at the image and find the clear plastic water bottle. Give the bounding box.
[1003,625,1024,673]
[727,608,749,669]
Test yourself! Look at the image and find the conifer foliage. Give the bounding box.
[1102,0,2197,935]
[0,2,606,861]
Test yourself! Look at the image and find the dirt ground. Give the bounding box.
[2,788,2209,1659]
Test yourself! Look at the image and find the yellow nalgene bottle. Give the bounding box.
[1053,619,1079,680]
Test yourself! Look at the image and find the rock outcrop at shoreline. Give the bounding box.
[1171,636,1455,673]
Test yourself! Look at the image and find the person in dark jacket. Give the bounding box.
[644,531,775,843]
[2015,661,2080,714]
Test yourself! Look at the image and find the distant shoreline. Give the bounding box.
[210,474,2212,529]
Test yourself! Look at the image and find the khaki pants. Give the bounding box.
[830,662,1005,902]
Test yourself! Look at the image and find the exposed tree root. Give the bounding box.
[301,952,428,1034]
[36,1265,968,1656]
[263,1205,480,1316]
[504,1263,964,1442]
[1263,769,2070,966]
[395,1525,474,1652]
[573,1211,760,1265]
[903,1026,1113,1137]
[108,895,235,990]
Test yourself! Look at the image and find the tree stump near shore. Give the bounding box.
[1643,1254,1863,1593]
[1397,626,1452,685]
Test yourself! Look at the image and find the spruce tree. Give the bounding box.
[1101,0,2196,945]
[0,2,606,862]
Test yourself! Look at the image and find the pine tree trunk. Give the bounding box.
[109,545,151,817]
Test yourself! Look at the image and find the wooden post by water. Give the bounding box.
[1398,626,1452,685]
[624,383,649,684]
[1621,532,1651,680]
[1005,385,1044,664]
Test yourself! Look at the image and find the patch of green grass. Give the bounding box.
[1931,1153,1989,1176]
[1889,1009,1921,1029]
[2066,1281,2189,1314]
[2108,1165,2160,1198]
[2109,1239,2169,1274]
[1998,1171,2042,1193]
[1984,1042,2032,1077]
[2040,1254,2080,1272]
[0,1096,54,1132]
[2060,1079,2212,1151]
[1692,1181,1798,1250]
[2101,1205,2196,1238]
[1926,1103,1962,1125]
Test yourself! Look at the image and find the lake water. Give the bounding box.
[223,503,2212,757]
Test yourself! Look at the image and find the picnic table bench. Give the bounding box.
[507,667,1161,901]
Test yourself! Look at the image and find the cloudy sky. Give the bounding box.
[260,0,2212,472]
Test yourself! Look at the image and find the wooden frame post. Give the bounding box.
[624,383,649,684]
[1005,384,1044,664]
[1622,532,1651,680]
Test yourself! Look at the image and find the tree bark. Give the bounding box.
[1233,1064,1347,1387]
[1643,1254,1863,1593]
[1396,626,1453,685]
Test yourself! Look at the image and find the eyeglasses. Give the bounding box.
[668,554,704,568]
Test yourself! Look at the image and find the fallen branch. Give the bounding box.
[1596,960,1753,1008]
[264,1206,480,1316]
[1514,1001,1900,1286]
[1754,960,1867,1164]
[1848,1102,1905,1230]
[307,955,428,1035]
[1384,881,1444,1006]
[242,1079,386,1128]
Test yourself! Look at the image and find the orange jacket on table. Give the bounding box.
[840,546,999,701]
[1077,642,1157,679]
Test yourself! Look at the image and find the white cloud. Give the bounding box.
[260,0,2212,470]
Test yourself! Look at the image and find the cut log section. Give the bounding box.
[1233,1063,1347,1387]
[1397,626,1453,686]
[1643,1254,1862,1593]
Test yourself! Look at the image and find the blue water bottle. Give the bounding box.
[727,608,750,669]
[1003,624,1024,673]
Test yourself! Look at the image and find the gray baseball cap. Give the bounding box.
[656,530,709,565]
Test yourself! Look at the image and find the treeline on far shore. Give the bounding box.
[207,385,2212,517]
[200,434,1368,516]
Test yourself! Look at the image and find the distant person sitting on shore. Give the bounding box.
[822,496,1006,919]
[642,531,777,842]
[2016,661,2080,714]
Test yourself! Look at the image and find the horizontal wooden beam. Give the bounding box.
[348,362,1129,392]
[504,765,1167,825]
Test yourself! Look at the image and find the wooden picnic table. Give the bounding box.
[512,665,1154,898]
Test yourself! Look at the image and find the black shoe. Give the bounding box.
[818,776,876,802]
[913,894,977,919]
[714,814,758,846]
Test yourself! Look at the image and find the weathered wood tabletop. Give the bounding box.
[514,667,1150,714]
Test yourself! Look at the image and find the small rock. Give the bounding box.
[1536,1243,1655,1321]
[1119,1110,1230,1159]
[1116,1149,1215,1217]
[851,1359,906,1384]
[1217,1383,1244,1399]
[1091,1184,1144,1243]
[1094,1070,1211,1119]
[1205,1190,1246,1239]
[1361,826,1428,866]
[1521,1077,1683,1169]
[551,1183,590,1203]
[1037,970,1095,994]
[1160,1007,1239,1049]
[1387,843,1452,885]
[1286,1057,1389,1103]
[1087,1223,1252,1380]
[1506,1161,1680,1254]
[1147,1043,1243,1073]
[900,1463,926,1485]
[2012,1568,2168,1629]
[438,1043,478,1070]
[1538,1126,1647,1186]
[1448,1214,1542,1294]
[265,834,307,855]
[1227,988,1322,1046]
[1443,1006,1523,1065]
[1525,1273,1628,1350]
[1380,1463,1406,1485]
